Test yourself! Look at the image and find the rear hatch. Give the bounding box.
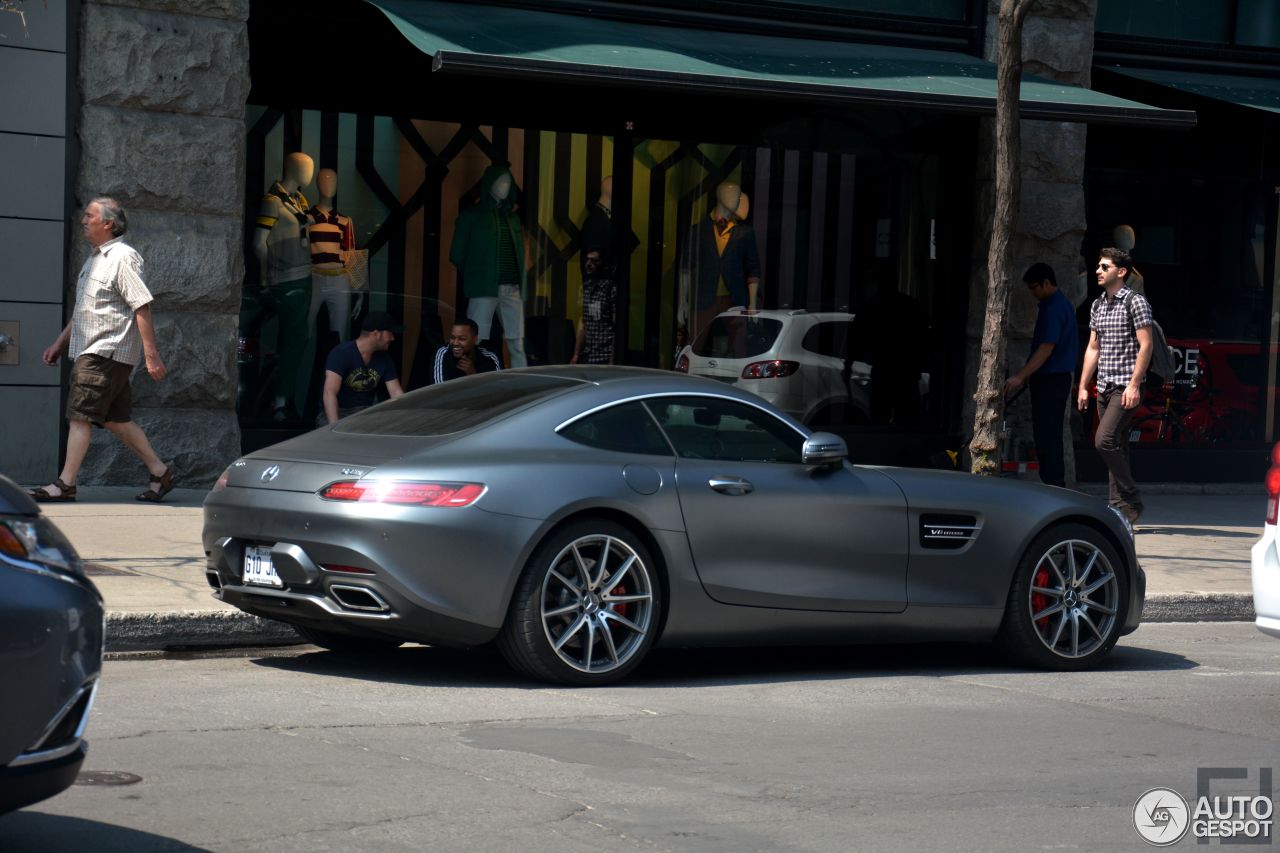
[225,430,457,493]
[687,314,784,383]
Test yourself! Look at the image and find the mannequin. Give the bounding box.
[306,168,356,343]
[254,151,315,420]
[580,175,613,276]
[449,164,527,368]
[1112,224,1144,294]
[679,181,761,352]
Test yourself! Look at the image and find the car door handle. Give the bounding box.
[708,476,754,495]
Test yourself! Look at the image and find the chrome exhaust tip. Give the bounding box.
[329,584,390,613]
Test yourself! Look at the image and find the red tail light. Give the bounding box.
[675,354,689,373]
[742,360,798,380]
[320,481,485,507]
[320,563,375,574]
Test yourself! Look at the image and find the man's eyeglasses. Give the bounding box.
[1097,262,1115,271]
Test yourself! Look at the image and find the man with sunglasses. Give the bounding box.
[1005,262,1078,487]
[1078,247,1154,524]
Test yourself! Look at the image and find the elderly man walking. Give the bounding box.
[29,197,174,503]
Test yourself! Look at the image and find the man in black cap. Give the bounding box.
[319,311,405,425]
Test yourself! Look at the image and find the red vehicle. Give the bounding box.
[1094,338,1275,447]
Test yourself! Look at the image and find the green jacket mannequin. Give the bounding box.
[449,165,525,299]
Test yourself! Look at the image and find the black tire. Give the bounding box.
[497,519,662,685]
[996,523,1128,670]
[294,624,403,654]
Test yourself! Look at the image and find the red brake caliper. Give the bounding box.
[1031,565,1050,630]
[609,584,629,620]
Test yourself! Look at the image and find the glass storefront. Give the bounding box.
[240,106,969,455]
[1079,105,1280,465]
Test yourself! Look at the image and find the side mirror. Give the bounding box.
[803,432,848,467]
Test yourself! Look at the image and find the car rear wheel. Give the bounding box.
[498,519,661,685]
[997,523,1127,669]
[294,624,403,654]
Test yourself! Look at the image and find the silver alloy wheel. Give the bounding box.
[539,533,655,674]
[1028,538,1120,659]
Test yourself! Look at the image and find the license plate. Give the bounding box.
[243,545,283,588]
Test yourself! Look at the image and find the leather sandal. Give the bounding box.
[136,466,175,502]
[29,478,77,502]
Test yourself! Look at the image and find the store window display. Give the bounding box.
[307,168,357,343]
[580,176,614,276]
[450,165,528,368]
[240,111,962,460]
[679,181,760,357]
[254,151,314,421]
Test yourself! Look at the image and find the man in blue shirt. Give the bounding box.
[1004,263,1079,487]
[320,311,405,425]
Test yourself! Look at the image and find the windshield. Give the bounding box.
[690,316,783,358]
[335,373,584,436]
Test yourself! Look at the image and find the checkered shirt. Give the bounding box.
[580,276,616,364]
[1089,286,1152,390]
[69,237,155,366]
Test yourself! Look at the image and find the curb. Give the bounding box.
[106,611,301,652]
[103,595,1258,653]
[1141,593,1254,623]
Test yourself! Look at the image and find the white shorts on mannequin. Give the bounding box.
[309,270,352,341]
[468,283,526,367]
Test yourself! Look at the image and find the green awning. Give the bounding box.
[367,0,1196,129]
[1108,66,1280,116]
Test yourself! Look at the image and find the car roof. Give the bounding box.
[712,308,854,322]
[498,365,795,408]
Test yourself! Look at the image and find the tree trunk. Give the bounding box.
[969,0,1036,475]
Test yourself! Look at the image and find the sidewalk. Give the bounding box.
[34,485,1267,652]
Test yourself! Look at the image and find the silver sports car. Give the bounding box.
[203,367,1144,685]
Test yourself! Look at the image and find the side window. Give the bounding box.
[645,396,804,464]
[801,320,853,359]
[559,402,672,456]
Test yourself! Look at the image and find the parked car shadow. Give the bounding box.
[250,637,1194,689]
[251,643,528,688]
[0,812,213,852]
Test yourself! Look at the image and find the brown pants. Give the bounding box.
[67,353,134,425]
[1094,384,1143,513]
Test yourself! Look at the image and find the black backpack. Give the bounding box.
[1123,292,1177,386]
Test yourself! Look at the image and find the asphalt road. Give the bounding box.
[3,623,1278,852]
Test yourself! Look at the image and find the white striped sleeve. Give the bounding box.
[433,346,446,384]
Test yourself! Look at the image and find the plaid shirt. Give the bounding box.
[580,276,616,364]
[1089,286,1152,390]
[69,237,155,366]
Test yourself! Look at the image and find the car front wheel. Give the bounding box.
[997,523,1128,669]
[498,520,661,685]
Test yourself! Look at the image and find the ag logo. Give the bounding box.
[260,465,281,483]
[1134,787,1191,845]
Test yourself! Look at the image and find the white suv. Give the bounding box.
[675,308,873,426]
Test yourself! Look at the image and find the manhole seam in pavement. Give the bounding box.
[75,770,143,786]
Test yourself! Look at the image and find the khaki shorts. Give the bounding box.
[67,353,134,425]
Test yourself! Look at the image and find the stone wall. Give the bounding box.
[964,0,1097,481]
[75,0,249,486]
